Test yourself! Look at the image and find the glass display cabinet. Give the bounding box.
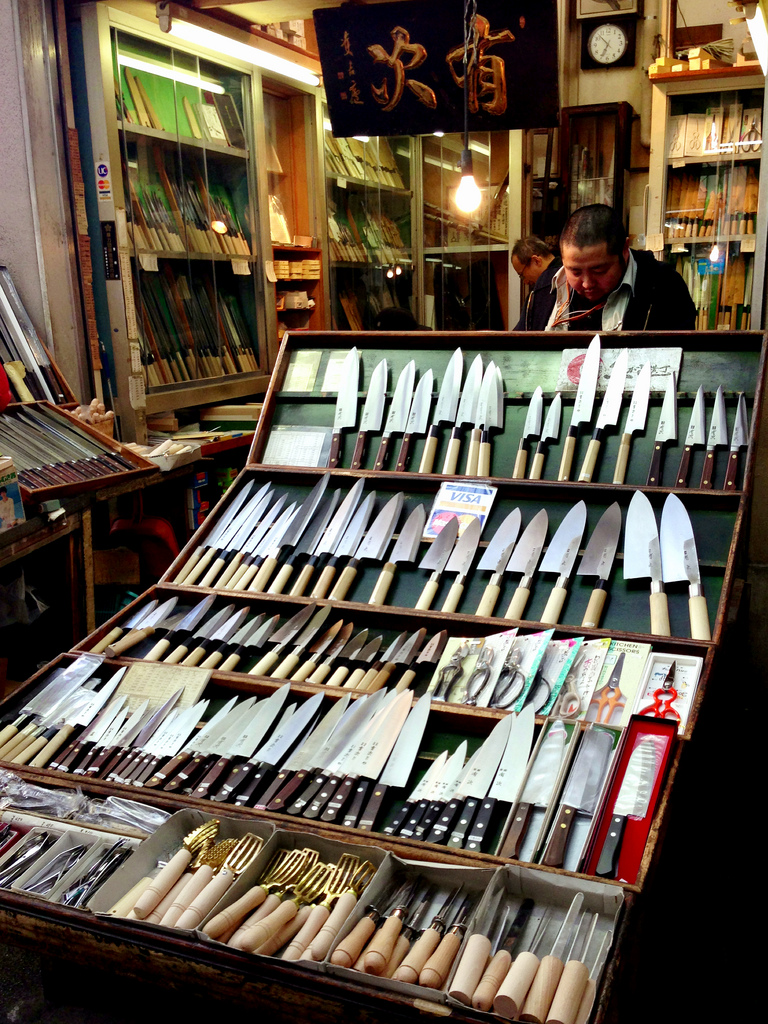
[560,102,633,225]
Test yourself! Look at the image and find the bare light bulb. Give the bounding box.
[211,219,228,234]
[709,243,720,262]
[455,148,482,213]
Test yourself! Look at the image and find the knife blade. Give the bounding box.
[312,627,369,687]
[529,392,562,480]
[384,749,448,836]
[579,347,628,483]
[351,357,388,470]
[541,726,614,868]
[406,739,468,840]
[368,503,426,606]
[722,391,749,490]
[441,516,482,613]
[420,347,463,474]
[173,479,257,584]
[675,385,706,487]
[218,491,291,590]
[443,353,483,475]
[595,735,660,878]
[217,613,278,673]
[289,620,352,682]
[105,596,181,659]
[393,629,448,694]
[538,501,587,625]
[329,491,404,601]
[699,384,727,488]
[362,627,426,694]
[660,492,711,640]
[374,360,416,470]
[162,603,236,664]
[310,490,377,600]
[197,486,279,589]
[415,515,460,610]
[504,509,548,621]
[577,502,622,629]
[475,508,523,617]
[344,632,403,692]
[513,387,543,479]
[290,478,366,597]
[477,364,505,477]
[267,490,342,596]
[624,491,670,636]
[496,718,568,858]
[558,335,601,481]
[247,603,321,677]
[396,369,433,471]
[423,730,502,846]
[614,359,651,485]
[51,691,129,774]
[179,605,251,666]
[89,598,158,656]
[646,371,677,487]
[465,361,496,476]
[329,347,360,468]
[268,605,333,680]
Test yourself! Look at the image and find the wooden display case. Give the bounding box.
[560,103,633,227]
[0,329,764,1023]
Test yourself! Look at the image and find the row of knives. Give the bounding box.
[0,654,663,877]
[314,337,749,489]
[123,468,713,638]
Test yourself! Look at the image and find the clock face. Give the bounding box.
[588,23,629,64]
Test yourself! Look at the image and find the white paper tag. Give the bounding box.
[741,237,756,252]
[129,342,143,375]
[283,350,322,392]
[336,177,347,188]
[231,259,250,275]
[139,253,158,272]
[671,159,686,168]
[645,232,664,252]
[128,373,146,409]
[321,352,349,391]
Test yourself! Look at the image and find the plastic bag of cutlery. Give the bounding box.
[88,809,274,932]
[443,865,622,1024]
[195,828,387,970]
[0,769,89,818]
[325,853,496,1002]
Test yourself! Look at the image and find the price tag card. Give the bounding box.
[139,254,158,272]
[741,237,756,253]
[282,350,322,392]
[321,351,350,392]
[116,663,210,711]
[262,424,332,467]
[231,259,250,276]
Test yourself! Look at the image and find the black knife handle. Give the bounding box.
[413,800,445,839]
[595,813,628,878]
[342,777,375,829]
[321,775,357,822]
[423,798,463,845]
[303,774,345,819]
[356,781,387,832]
[462,797,497,853]
[446,797,481,848]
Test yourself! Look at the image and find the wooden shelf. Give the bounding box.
[650,63,765,83]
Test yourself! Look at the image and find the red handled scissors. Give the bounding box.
[640,662,680,721]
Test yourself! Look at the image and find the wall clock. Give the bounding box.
[580,17,637,69]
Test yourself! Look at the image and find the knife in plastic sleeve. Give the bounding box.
[328,347,360,468]
[595,734,660,877]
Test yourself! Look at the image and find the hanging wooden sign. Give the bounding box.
[314,0,559,137]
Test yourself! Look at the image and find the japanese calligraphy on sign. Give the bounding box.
[314,0,558,138]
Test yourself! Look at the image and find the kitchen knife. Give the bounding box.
[173,479,256,583]
[217,614,278,673]
[558,334,601,481]
[624,490,670,636]
[646,371,677,486]
[247,603,321,677]
[595,735,660,878]
[290,478,365,597]
[660,492,711,640]
[393,629,448,694]
[217,491,291,590]
[475,507,522,617]
[699,384,727,488]
[504,509,548,620]
[344,632,403,692]
[537,501,587,625]
[722,391,748,489]
[179,605,251,666]
[329,347,360,468]
[373,360,415,470]
[675,385,706,487]
[443,353,483,475]
[329,491,404,601]
[362,627,426,694]
[541,727,614,868]
[268,605,333,680]
[184,483,273,588]
[415,515,460,610]
[576,502,622,629]
[402,740,467,840]
[396,369,433,471]
[163,603,236,665]
[51,691,128,774]
[465,361,497,476]
[529,393,562,480]
[368,503,425,605]
[351,357,387,470]
[301,625,364,686]
[289,620,352,682]
[420,347,463,473]
[579,347,628,482]
[309,490,377,599]
[267,490,341,595]
[496,718,568,859]
[90,598,158,655]
[314,628,370,687]
[477,364,504,477]
[513,387,543,479]
[197,486,280,588]
[614,359,651,485]
[384,749,448,837]
[441,516,482,613]
[104,596,180,658]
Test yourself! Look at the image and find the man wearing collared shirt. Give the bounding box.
[541,204,696,331]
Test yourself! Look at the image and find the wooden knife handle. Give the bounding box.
[689,593,711,641]
[282,904,329,961]
[529,448,545,481]
[394,925,441,984]
[203,885,267,938]
[581,583,608,629]
[541,805,578,868]
[364,914,404,975]
[181,644,209,667]
[214,553,243,589]
[350,431,367,471]
[199,556,226,589]
[268,563,294,595]
[330,915,378,967]
[271,651,301,680]
[373,434,392,472]
[645,441,664,486]
[613,433,632,485]
[473,949,512,1011]
[494,951,540,1019]
[311,892,357,960]
[222,558,250,591]
[28,725,77,769]
[330,563,358,601]
[512,447,527,479]
[232,561,260,591]
[143,636,171,662]
[394,669,416,693]
[419,430,438,474]
[574,978,597,1024]
[558,432,577,481]
[578,437,601,483]
[477,581,502,618]
[328,430,343,469]
[163,643,190,665]
[290,562,316,597]
[291,658,319,683]
[649,590,671,637]
[160,865,214,928]
[323,664,348,687]
[540,585,568,626]
[699,449,715,488]
[415,577,439,611]
[134,848,192,920]
[366,662,396,693]
[497,800,534,859]
[307,662,332,684]
[173,547,203,584]
[520,953,564,1023]
[311,563,338,600]
[90,627,123,654]
[395,433,413,472]
[464,428,481,476]
[449,933,491,1004]
[385,933,413,978]
[11,734,49,766]
[249,648,280,677]
[108,626,156,658]
[200,649,224,670]
[442,431,462,475]
[368,563,396,606]
[183,548,216,586]
[675,445,693,487]
[249,556,278,594]
[218,651,242,673]
[505,585,531,621]
[420,929,463,989]
[441,580,465,614]
[478,436,491,478]
[546,959,590,1024]
[723,450,740,490]
[342,667,366,689]
[0,722,21,749]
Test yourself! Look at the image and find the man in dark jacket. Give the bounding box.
[532,204,696,331]
[512,237,562,331]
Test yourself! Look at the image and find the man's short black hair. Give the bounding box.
[560,204,627,257]
[511,236,553,264]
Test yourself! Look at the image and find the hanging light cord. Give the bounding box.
[463,0,478,153]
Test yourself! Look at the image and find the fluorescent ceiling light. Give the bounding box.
[168,19,320,87]
[745,2,768,75]
[117,54,225,94]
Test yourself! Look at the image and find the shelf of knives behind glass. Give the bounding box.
[256,332,759,493]
[143,467,731,642]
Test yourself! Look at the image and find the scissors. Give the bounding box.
[489,643,527,709]
[522,663,553,713]
[743,116,761,153]
[432,642,470,702]
[588,652,625,724]
[554,649,586,719]
[463,646,495,706]
[639,662,680,721]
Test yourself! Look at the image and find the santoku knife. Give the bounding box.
[537,501,587,625]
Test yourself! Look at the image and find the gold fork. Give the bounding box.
[305,857,377,962]
[133,818,219,920]
[159,836,238,928]
[225,847,319,947]
[237,859,332,954]
[176,832,263,930]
